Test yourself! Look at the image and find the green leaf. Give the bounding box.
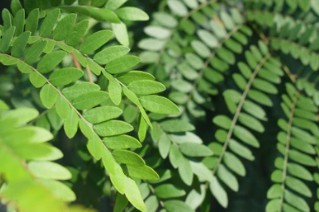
[158,133,171,159]
[155,184,186,198]
[286,176,312,197]
[127,165,159,181]
[178,157,193,185]
[285,190,310,212]
[80,30,113,54]
[63,109,79,139]
[106,55,140,74]
[140,95,180,115]
[40,84,58,109]
[25,40,47,64]
[112,22,129,46]
[107,77,122,105]
[104,135,141,149]
[94,45,130,64]
[25,8,39,34]
[94,120,133,136]
[233,126,259,148]
[167,0,188,16]
[40,179,76,202]
[37,50,67,74]
[61,6,120,23]
[83,106,122,124]
[116,7,149,21]
[217,165,239,191]
[223,152,246,176]
[105,0,127,10]
[11,31,30,57]
[138,38,166,52]
[169,144,184,168]
[213,115,232,130]
[267,184,282,199]
[113,150,145,166]
[49,68,83,87]
[179,143,213,157]
[39,9,60,37]
[124,178,146,212]
[210,176,228,208]
[72,91,109,110]
[28,161,71,180]
[128,80,165,95]
[118,71,155,84]
[238,113,264,133]
[287,163,313,181]
[0,27,16,53]
[53,14,77,41]
[62,82,100,100]
[160,119,194,133]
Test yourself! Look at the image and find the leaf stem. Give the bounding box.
[212,53,270,176]
[279,89,299,211]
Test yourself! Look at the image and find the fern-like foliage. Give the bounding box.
[0,101,91,212]
[0,1,180,211]
[139,0,252,119]
[2,0,319,211]
[266,83,318,212]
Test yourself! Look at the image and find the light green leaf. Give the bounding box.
[94,45,130,64]
[62,82,100,100]
[160,119,194,133]
[37,50,67,74]
[63,109,79,139]
[217,165,238,191]
[210,176,228,208]
[128,80,165,95]
[39,9,60,37]
[155,184,186,198]
[28,161,71,180]
[116,7,149,21]
[223,152,246,176]
[53,14,77,41]
[124,178,146,212]
[140,95,180,115]
[167,0,188,16]
[113,150,145,166]
[61,6,120,23]
[40,179,76,202]
[80,30,113,54]
[179,143,213,157]
[25,8,39,34]
[159,133,171,159]
[72,91,109,110]
[49,68,83,87]
[233,126,259,148]
[83,106,122,124]
[118,71,155,84]
[178,158,193,185]
[286,176,312,197]
[112,22,129,46]
[127,165,159,181]
[94,120,133,136]
[11,31,30,57]
[213,115,232,130]
[106,55,140,74]
[104,135,141,149]
[40,84,58,109]
[108,78,122,105]
[105,0,127,10]
[25,40,47,64]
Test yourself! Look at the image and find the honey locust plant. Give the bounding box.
[0,0,319,212]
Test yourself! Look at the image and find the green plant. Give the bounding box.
[1,0,319,211]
